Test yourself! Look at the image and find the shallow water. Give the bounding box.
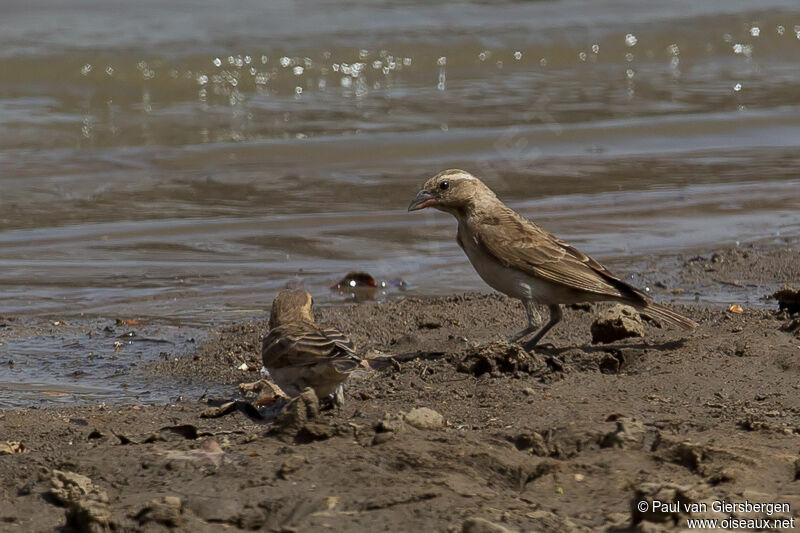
[1,0,800,406]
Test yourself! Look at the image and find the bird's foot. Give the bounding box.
[238,379,289,406]
[522,339,538,352]
[321,385,346,410]
[238,379,267,393]
[509,327,536,343]
[522,340,557,353]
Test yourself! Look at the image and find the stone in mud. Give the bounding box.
[371,432,396,445]
[404,407,444,430]
[50,470,97,506]
[781,318,800,336]
[296,422,335,443]
[238,506,268,530]
[278,455,309,479]
[50,470,112,533]
[66,497,113,533]
[187,496,241,524]
[372,413,405,445]
[135,496,184,527]
[331,271,378,301]
[0,441,25,455]
[600,418,646,449]
[461,517,517,533]
[459,342,548,377]
[661,441,707,472]
[774,285,800,313]
[375,413,405,434]
[512,431,550,456]
[270,388,320,441]
[591,305,644,344]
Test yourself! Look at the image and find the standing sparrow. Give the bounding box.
[262,289,362,405]
[408,169,697,350]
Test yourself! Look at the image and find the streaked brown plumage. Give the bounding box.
[262,289,361,404]
[408,169,697,349]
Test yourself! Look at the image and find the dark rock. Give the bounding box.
[160,424,199,440]
[512,432,549,456]
[591,305,644,344]
[372,413,404,445]
[459,342,548,377]
[774,285,800,313]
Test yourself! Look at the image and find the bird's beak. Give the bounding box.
[408,190,436,212]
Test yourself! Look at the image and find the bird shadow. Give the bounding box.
[533,338,687,357]
[367,351,446,371]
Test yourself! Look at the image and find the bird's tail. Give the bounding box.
[638,301,698,331]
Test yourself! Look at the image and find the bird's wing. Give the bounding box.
[470,209,644,301]
[262,322,360,371]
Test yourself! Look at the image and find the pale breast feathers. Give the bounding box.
[470,210,643,301]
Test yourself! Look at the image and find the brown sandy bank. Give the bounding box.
[1,243,800,532]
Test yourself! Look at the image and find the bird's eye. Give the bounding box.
[439,181,450,191]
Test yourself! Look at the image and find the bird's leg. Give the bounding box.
[321,384,345,410]
[523,304,563,351]
[333,384,345,407]
[509,299,541,342]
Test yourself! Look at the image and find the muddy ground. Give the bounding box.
[2,242,800,532]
